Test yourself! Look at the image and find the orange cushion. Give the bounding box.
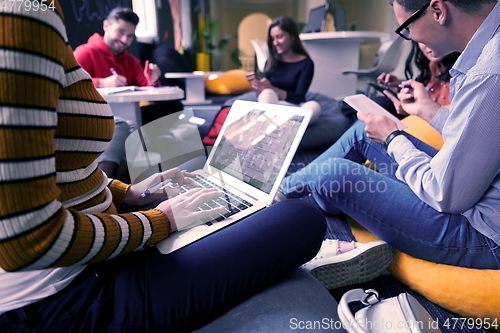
[401,115,443,150]
[347,218,500,329]
[351,111,500,328]
[205,69,252,95]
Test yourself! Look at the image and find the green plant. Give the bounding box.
[196,19,242,70]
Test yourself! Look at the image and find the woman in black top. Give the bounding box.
[249,16,322,123]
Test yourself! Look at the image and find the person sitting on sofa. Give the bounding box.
[248,16,322,123]
[276,0,500,288]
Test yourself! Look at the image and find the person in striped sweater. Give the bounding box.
[0,2,327,332]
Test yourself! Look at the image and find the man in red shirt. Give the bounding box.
[74,6,161,88]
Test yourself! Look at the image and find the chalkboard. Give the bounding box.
[61,0,133,51]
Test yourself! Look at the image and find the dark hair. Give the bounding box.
[404,41,460,85]
[388,0,497,13]
[264,16,309,74]
[106,6,139,26]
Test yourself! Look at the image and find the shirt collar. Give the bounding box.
[450,1,500,77]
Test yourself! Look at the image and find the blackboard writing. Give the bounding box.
[69,0,129,23]
[63,0,132,49]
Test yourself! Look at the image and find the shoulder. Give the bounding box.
[73,42,93,53]
[298,57,314,69]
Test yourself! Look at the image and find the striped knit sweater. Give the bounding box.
[0,1,169,312]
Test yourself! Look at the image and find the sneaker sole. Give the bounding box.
[309,242,394,290]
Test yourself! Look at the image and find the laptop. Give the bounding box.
[155,100,312,254]
[305,4,329,33]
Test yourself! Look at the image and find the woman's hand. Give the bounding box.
[123,168,196,206]
[377,73,400,89]
[383,90,408,116]
[357,112,399,144]
[251,78,273,95]
[155,188,226,232]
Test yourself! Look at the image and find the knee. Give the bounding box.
[307,157,355,195]
[258,88,279,104]
[301,101,321,123]
[272,200,326,235]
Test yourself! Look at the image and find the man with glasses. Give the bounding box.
[275,0,500,280]
[394,1,432,41]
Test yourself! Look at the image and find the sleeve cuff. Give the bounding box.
[108,179,131,208]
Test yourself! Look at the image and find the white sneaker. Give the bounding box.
[303,239,394,290]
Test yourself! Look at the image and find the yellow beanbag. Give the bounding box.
[351,113,500,328]
[349,111,500,324]
[348,219,500,328]
[205,69,253,95]
[365,115,443,170]
[401,115,443,150]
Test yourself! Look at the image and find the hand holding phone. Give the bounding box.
[369,82,399,100]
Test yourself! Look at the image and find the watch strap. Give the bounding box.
[383,130,405,149]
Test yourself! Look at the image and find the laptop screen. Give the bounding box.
[209,108,305,194]
[305,4,329,33]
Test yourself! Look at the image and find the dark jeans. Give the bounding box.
[281,120,500,269]
[1,200,326,333]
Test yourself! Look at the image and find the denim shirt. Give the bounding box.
[388,2,500,245]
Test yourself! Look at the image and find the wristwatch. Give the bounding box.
[383,130,405,149]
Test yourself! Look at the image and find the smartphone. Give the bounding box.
[246,71,262,81]
[246,72,257,81]
[369,82,399,100]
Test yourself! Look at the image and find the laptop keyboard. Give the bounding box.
[161,175,253,226]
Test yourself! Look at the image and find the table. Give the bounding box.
[164,71,222,105]
[299,31,390,99]
[98,86,184,127]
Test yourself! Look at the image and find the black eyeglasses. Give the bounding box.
[395,1,431,40]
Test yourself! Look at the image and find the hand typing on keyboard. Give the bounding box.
[124,168,197,206]
[155,188,226,232]
[160,175,254,229]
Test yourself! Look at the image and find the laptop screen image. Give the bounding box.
[208,109,305,194]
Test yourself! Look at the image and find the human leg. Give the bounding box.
[307,158,500,269]
[300,100,321,123]
[194,268,347,333]
[303,239,394,290]
[281,120,437,199]
[257,88,280,104]
[9,200,326,332]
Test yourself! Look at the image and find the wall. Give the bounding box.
[210,0,409,73]
[62,0,133,50]
[63,0,410,78]
[210,0,300,70]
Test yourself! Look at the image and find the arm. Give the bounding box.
[73,42,127,88]
[389,75,500,213]
[73,44,100,87]
[0,6,169,272]
[284,59,314,105]
[130,57,155,87]
[1,7,225,272]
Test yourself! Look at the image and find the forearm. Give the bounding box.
[0,7,170,271]
[388,95,500,213]
[428,105,450,134]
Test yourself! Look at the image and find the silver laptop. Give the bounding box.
[155,100,312,254]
